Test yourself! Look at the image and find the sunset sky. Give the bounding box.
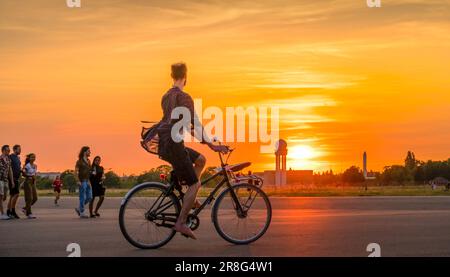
[1,0,449,175]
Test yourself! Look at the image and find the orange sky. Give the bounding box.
[1,0,449,175]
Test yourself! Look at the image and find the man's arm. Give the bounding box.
[9,164,14,187]
[192,112,213,145]
[21,164,27,177]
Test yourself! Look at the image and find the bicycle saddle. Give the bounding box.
[227,162,251,172]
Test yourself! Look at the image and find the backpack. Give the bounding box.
[140,122,161,155]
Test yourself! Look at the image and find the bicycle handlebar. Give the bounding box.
[213,140,234,166]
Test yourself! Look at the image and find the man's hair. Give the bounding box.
[171,62,187,80]
[13,145,21,151]
[1,145,9,152]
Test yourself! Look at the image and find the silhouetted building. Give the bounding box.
[37,172,60,179]
[254,139,314,186]
[275,139,288,186]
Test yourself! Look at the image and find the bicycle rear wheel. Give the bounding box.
[119,182,180,249]
[212,183,272,244]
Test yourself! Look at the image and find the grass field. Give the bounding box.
[264,185,450,197]
[34,185,450,197]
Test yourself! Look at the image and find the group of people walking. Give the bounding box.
[0,144,38,219]
[0,144,107,220]
[74,146,106,218]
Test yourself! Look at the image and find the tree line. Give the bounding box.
[34,164,221,191]
[313,151,450,186]
[33,151,450,190]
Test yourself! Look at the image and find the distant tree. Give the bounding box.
[414,161,426,183]
[342,166,365,184]
[137,170,159,183]
[36,176,53,190]
[313,170,338,186]
[137,165,173,184]
[121,175,138,189]
[381,165,411,185]
[404,151,419,170]
[61,169,77,193]
[103,171,121,188]
[416,159,450,182]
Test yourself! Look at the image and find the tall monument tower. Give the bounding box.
[363,151,375,180]
[363,151,368,179]
[275,139,288,186]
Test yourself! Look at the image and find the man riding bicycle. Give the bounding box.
[156,62,228,239]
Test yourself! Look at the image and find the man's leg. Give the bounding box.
[193,154,206,178]
[173,154,206,239]
[12,194,19,210]
[10,192,19,218]
[8,193,19,217]
[7,192,12,211]
[0,192,4,215]
[192,155,206,208]
[174,182,201,239]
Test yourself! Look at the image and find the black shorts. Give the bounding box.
[160,141,201,186]
[8,179,20,196]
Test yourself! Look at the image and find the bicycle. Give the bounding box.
[119,145,272,249]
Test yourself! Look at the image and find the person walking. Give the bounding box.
[52,175,63,206]
[22,153,38,219]
[0,145,14,220]
[7,145,21,219]
[74,146,92,218]
[89,156,106,218]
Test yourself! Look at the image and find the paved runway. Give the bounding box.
[1,196,450,257]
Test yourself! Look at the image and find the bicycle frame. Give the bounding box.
[192,166,244,217]
[147,150,246,225]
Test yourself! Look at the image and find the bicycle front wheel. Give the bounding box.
[119,182,180,249]
[212,183,272,244]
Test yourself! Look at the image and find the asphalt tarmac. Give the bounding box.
[1,196,450,257]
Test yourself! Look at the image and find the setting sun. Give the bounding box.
[290,145,317,160]
[286,145,323,170]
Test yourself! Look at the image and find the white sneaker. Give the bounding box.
[27,214,36,219]
[79,212,89,219]
[0,214,11,220]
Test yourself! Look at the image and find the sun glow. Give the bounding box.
[287,145,322,170]
[290,145,317,160]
